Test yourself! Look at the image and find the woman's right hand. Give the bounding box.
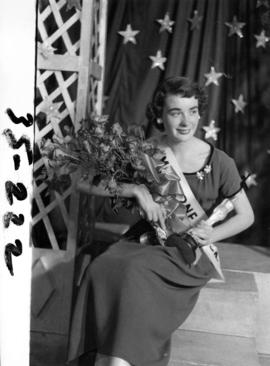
[133,184,166,232]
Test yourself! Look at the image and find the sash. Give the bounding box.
[164,146,207,226]
[162,145,224,280]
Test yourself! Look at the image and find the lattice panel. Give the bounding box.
[88,0,107,115]
[32,0,107,251]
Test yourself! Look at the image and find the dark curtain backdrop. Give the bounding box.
[102,0,270,246]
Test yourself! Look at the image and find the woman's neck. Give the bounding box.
[167,136,200,155]
[162,135,211,173]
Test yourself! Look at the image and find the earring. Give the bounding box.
[157,118,162,125]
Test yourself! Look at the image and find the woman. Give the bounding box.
[69,77,254,366]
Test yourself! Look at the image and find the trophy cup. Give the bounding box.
[164,198,235,279]
[139,198,235,279]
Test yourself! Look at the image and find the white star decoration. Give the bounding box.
[202,120,221,141]
[254,30,270,48]
[256,0,270,8]
[38,41,57,59]
[232,94,247,113]
[243,171,258,188]
[225,16,246,38]
[204,66,223,86]
[156,12,174,33]
[118,24,140,44]
[149,50,167,70]
[40,99,63,121]
[188,10,203,31]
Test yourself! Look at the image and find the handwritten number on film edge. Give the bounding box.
[5,240,23,276]
[3,109,33,276]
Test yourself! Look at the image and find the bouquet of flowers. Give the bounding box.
[39,114,182,215]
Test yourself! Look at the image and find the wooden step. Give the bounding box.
[170,329,261,366]
[180,270,258,338]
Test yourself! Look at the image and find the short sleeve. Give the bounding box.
[218,151,242,198]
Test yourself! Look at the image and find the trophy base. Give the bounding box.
[165,233,198,265]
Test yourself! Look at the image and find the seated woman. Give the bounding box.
[68,76,254,366]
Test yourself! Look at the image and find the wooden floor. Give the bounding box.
[30,242,270,366]
[169,243,270,366]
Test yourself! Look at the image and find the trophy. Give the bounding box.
[138,198,235,279]
[164,198,235,279]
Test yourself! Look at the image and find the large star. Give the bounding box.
[232,94,247,113]
[38,42,57,59]
[118,24,140,44]
[243,171,258,188]
[204,66,223,86]
[256,0,270,8]
[254,30,270,48]
[225,16,246,38]
[202,120,221,141]
[156,12,175,33]
[40,99,63,122]
[149,50,167,70]
[188,10,203,31]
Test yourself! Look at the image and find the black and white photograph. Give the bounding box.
[1,1,270,366]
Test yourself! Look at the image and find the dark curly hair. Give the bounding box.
[146,76,208,131]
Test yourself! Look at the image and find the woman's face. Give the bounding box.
[162,93,200,143]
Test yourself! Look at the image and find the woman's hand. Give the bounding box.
[188,220,213,247]
[133,184,166,232]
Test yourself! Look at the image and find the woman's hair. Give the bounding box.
[146,76,208,131]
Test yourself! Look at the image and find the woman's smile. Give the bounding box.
[176,128,191,135]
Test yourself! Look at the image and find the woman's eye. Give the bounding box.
[190,109,198,116]
[170,112,180,117]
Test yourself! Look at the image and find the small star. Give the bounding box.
[254,30,270,48]
[196,171,205,181]
[156,12,175,33]
[256,0,270,8]
[188,10,203,31]
[225,16,246,38]
[65,0,81,11]
[204,66,223,86]
[38,42,57,59]
[40,99,63,122]
[204,165,212,174]
[202,120,221,141]
[149,50,167,70]
[243,171,258,188]
[232,94,247,113]
[118,24,140,44]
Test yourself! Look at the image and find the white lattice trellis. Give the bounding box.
[33,0,107,253]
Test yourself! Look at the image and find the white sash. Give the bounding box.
[162,145,224,280]
[164,146,207,226]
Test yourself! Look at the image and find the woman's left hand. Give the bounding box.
[188,220,213,247]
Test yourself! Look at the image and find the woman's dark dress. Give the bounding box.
[68,146,242,366]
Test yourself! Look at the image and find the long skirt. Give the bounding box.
[68,238,215,366]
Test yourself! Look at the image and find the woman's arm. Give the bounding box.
[189,189,254,245]
[76,179,166,231]
[76,179,135,198]
[211,189,254,243]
